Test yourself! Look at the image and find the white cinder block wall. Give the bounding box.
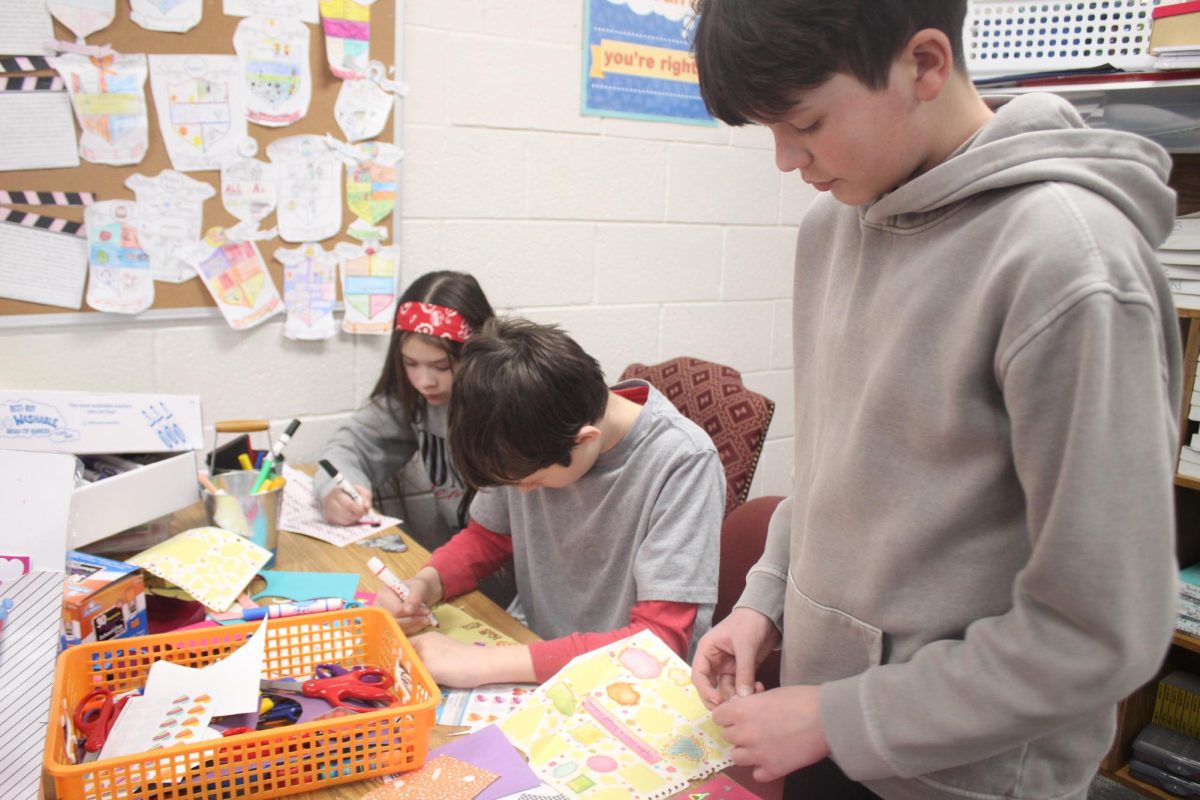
[0,0,812,513]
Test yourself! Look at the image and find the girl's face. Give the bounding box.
[400,336,454,406]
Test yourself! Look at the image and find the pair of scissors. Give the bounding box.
[259,665,397,713]
[74,687,132,762]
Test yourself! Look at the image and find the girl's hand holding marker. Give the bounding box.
[319,459,380,526]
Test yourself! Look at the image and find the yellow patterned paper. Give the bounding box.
[498,630,732,800]
[437,603,519,647]
[128,526,272,612]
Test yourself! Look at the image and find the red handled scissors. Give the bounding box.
[74,687,132,762]
[259,665,396,712]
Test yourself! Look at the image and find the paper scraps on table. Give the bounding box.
[490,788,568,800]
[438,604,518,648]
[279,463,400,546]
[128,527,273,612]
[498,630,734,800]
[362,754,498,800]
[251,569,360,604]
[428,724,541,800]
[437,684,534,731]
[277,242,339,340]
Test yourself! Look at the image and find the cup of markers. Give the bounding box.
[202,471,286,567]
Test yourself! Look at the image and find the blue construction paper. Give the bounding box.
[251,570,359,603]
[429,724,540,800]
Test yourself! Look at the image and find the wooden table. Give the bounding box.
[63,493,537,800]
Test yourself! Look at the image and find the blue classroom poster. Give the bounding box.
[582,0,715,126]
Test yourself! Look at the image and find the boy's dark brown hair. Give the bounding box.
[448,318,608,488]
[690,0,969,125]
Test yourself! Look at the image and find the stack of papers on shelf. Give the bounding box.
[1178,562,1200,636]
[1159,212,1200,312]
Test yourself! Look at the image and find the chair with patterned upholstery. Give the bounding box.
[620,357,774,517]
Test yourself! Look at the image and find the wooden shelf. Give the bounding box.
[1180,474,1200,491]
[1105,765,1181,799]
[1174,631,1200,655]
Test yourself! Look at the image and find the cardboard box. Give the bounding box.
[0,390,204,547]
[62,550,147,650]
[0,390,202,454]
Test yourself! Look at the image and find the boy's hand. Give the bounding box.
[691,607,779,709]
[373,572,438,634]
[411,633,535,687]
[321,484,373,525]
[713,684,831,783]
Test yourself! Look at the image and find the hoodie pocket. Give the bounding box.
[782,572,884,685]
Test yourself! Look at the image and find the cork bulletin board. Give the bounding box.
[0,0,395,317]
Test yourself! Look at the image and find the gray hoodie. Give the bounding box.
[738,93,1181,799]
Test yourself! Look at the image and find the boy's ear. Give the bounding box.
[573,425,602,446]
[904,28,955,102]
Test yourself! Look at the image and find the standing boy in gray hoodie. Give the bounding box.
[689,2,1182,799]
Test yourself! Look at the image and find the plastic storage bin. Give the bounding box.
[44,607,440,800]
[1133,723,1200,779]
[965,0,1170,77]
[1131,759,1200,796]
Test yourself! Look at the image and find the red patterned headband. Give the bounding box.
[395,302,472,343]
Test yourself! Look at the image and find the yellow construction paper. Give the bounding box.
[128,526,272,612]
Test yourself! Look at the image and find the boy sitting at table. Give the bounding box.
[374,317,725,686]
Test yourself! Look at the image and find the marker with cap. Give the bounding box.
[367,557,438,626]
[319,459,379,526]
[242,597,345,621]
[251,419,301,493]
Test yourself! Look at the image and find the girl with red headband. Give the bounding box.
[314,271,495,552]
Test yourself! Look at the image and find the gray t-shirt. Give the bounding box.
[469,381,724,651]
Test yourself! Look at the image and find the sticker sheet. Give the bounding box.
[223,0,318,24]
[438,685,534,731]
[150,54,246,172]
[234,16,311,127]
[319,0,371,79]
[334,71,395,142]
[337,140,400,240]
[47,0,115,40]
[130,0,202,33]
[278,463,401,546]
[267,134,341,242]
[127,526,273,612]
[221,149,277,228]
[277,242,339,340]
[498,631,734,800]
[51,51,149,166]
[363,755,498,800]
[337,241,397,334]
[125,170,215,283]
[85,199,153,314]
[184,225,284,330]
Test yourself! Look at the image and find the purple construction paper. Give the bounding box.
[429,724,540,800]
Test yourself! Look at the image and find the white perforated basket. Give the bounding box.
[965,0,1170,77]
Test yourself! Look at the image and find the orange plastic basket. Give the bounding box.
[44,607,441,800]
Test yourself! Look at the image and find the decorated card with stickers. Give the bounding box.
[336,241,396,334]
[498,630,734,800]
[85,200,153,314]
[50,51,149,166]
[130,0,202,33]
[276,243,338,340]
[333,62,403,142]
[234,16,311,128]
[328,139,400,241]
[222,139,278,229]
[267,134,341,242]
[125,170,215,284]
[149,54,247,172]
[47,0,115,40]
[223,0,318,24]
[319,0,371,79]
[184,226,284,330]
